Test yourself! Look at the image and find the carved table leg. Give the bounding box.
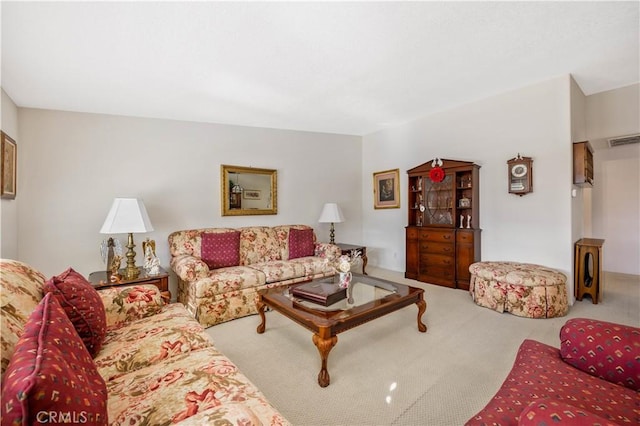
[416,297,427,333]
[256,299,267,334]
[312,332,338,387]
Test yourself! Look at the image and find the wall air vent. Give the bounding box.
[608,134,640,148]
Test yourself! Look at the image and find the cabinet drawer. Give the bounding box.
[420,241,454,255]
[419,229,454,243]
[421,253,455,267]
[456,231,474,243]
[406,227,419,239]
[420,265,455,280]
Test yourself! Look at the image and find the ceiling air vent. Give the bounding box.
[608,134,640,148]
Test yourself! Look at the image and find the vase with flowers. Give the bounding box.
[335,250,362,303]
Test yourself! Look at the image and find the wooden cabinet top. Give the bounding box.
[408,159,479,174]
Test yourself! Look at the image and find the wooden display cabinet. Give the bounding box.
[406,159,481,290]
[573,141,594,186]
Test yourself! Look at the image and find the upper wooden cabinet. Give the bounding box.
[573,141,594,186]
[405,159,481,290]
[407,159,480,229]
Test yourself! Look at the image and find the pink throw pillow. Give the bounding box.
[44,267,107,357]
[1,293,108,425]
[201,231,241,269]
[289,228,315,259]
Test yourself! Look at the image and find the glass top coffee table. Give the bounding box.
[256,273,427,387]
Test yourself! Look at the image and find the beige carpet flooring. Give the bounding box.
[206,268,639,426]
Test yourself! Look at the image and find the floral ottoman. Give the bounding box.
[469,261,569,318]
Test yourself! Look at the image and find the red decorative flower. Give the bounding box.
[429,167,445,182]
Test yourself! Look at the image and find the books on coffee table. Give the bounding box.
[290,280,346,306]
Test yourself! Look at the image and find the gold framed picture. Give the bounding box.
[373,168,400,209]
[243,189,261,200]
[1,132,17,199]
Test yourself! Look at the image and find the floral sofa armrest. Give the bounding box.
[99,284,164,329]
[314,242,341,263]
[519,399,618,426]
[170,254,210,282]
[560,318,640,391]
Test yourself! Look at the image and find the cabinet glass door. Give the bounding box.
[425,174,453,225]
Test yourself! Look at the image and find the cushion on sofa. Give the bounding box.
[289,227,315,259]
[240,226,282,265]
[249,260,307,283]
[1,293,108,425]
[0,259,46,379]
[519,399,619,426]
[201,231,241,269]
[95,303,213,381]
[105,347,288,425]
[44,267,107,356]
[560,318,640,391]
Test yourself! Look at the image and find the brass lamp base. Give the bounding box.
[329,222,336,244]
[124,232,140,280]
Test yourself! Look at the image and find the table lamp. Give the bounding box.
[100,198,154,280]
[318,203,344,244]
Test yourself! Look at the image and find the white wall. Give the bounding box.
[1,89,19,258]
[570,76,589,251]
[17,109,362,297]
[587,84,640,275]
[362,76,575,292]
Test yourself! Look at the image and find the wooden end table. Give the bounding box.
[88,267,171,303]
[257,273,426,387]
[336,243,368,275]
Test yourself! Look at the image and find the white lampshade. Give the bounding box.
[318,203,345,223]
[100,198,154,234]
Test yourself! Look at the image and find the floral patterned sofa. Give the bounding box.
[469,261,569,318]
[466,318,639,425]
[169,225,340,328]
[1,259,289,425]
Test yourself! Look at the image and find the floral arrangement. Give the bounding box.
[336,249,362,273]
[429,167,445,183]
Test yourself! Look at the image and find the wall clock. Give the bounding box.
[507,155,533,196]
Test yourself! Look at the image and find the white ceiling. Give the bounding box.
[2,1,638,136]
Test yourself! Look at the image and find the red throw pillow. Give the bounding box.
[201,231,241,269]
[560,318,640,391]
[44,267,107,357]
[289,228,315,259]
[1,293,108,425]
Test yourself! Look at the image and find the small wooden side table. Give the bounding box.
[88,267,171,303]
[336,243,368,275]
[574,238,604,304]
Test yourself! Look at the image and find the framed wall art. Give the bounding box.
[243,189,261,200]
[373,168,400,209]
[1,132,17,199]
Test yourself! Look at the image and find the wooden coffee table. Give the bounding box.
[256,273,426,387]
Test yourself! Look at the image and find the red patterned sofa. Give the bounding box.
[169,225,340,327]
[466,318,639,425]
[1,259,289,425]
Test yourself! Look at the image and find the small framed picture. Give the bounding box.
[373,168,400,209]
[1,132,17,199]
[243,189,261,200]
